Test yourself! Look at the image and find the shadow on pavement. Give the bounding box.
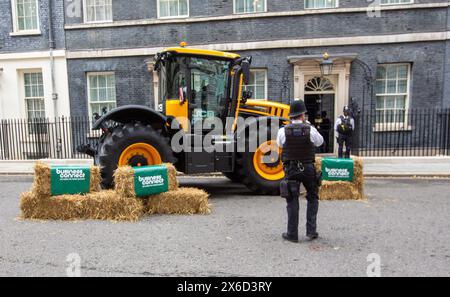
[178,177,257,198]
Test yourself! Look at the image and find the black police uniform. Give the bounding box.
[280,122,320,241]
[337,113,354,158]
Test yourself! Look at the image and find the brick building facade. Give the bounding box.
[1,0,450,157]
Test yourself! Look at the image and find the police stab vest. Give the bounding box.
[337,116,353,136]
[281,123,316,163]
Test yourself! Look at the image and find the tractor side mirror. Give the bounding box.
[241,59,251,85]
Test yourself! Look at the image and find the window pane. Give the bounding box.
[256,0,265,12]
[85,0,112,22]
[179,0,188,15]
[90,88,98,102]
[376,66,386,79]
[235,0,245,13]
[255,71,266,84]
[397,79,407,93]
[376,80,385,94]
[385,96,395,108]
[255,86,265,99]
[305,0,336,9]
[98,88,107,101]
[397,111,405,123]
[87,5,95,21]
[376,97,384,109]
[387,80,396,93]
[97,75,107,88]
[396,96,406,109]
[398,65,408,78]
[386,65,397,79]
[160,1,169,17]
[169,0,178,16]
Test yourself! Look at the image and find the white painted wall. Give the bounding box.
[0,50,70,119]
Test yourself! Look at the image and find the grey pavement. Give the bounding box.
[0,175,449,277]
[363,157,450,176]
[1,157,450,176]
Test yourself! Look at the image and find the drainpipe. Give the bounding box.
[48,0,61,157]
[48,0,57,106]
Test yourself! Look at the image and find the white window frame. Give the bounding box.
[157,0,190,19]
[375,63,411,131]
[304,0,339,10]
[87,72,117,124]
[83,0,113,24]
[244,69,268,100]
[22,70,47,135]
[10,0,41,36]
[233,0,267,14]
[379,0,414,6]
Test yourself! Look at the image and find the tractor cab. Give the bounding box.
[154,46,252,133]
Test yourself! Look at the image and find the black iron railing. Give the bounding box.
[356,108,450,157]
[0,117,98,160]
[0,110,449,160]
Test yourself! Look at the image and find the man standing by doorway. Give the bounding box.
[335,106,355,158]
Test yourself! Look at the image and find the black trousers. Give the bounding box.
[284,162,319,237]
[338,134,353,158]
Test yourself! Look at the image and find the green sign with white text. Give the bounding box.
[50,166,91,196]
[133,165,169,197]
[322,158,354,182]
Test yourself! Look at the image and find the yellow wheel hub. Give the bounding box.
[253,140,285,181]
[118,143,162,167]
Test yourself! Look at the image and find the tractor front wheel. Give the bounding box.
[236,124,285,195]
[97,122,175,188]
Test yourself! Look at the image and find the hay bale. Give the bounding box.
[144,187,211,215]
[319,181,362,200]
[32,161,101,197]
[20,190,143,221]
[315,156,364,200]
[114,163,178,198]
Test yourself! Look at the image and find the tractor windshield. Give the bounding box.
[159,54,232,122]
[189,57,231,122]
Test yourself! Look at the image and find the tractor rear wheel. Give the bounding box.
[236,122,285,195]
[97,122,175,188]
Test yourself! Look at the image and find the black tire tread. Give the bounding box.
[97,122,175,188]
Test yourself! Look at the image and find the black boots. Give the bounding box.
[306,232,319,240]
[282,232,319,242]
[282,233,299,243]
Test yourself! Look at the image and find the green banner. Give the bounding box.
[322,158,354,182]
[50,166,91,196]
[133,165,169,197]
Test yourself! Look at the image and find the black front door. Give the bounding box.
[304,94,335,153]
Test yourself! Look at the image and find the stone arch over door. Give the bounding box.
[288,54,355,119]
[288,53,357,153]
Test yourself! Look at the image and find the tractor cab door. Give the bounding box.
[184,57,235,173]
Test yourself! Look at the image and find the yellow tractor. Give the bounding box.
[85,45,290,194]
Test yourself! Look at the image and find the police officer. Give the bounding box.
[277,99,324,242]
[335,106,355,158]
